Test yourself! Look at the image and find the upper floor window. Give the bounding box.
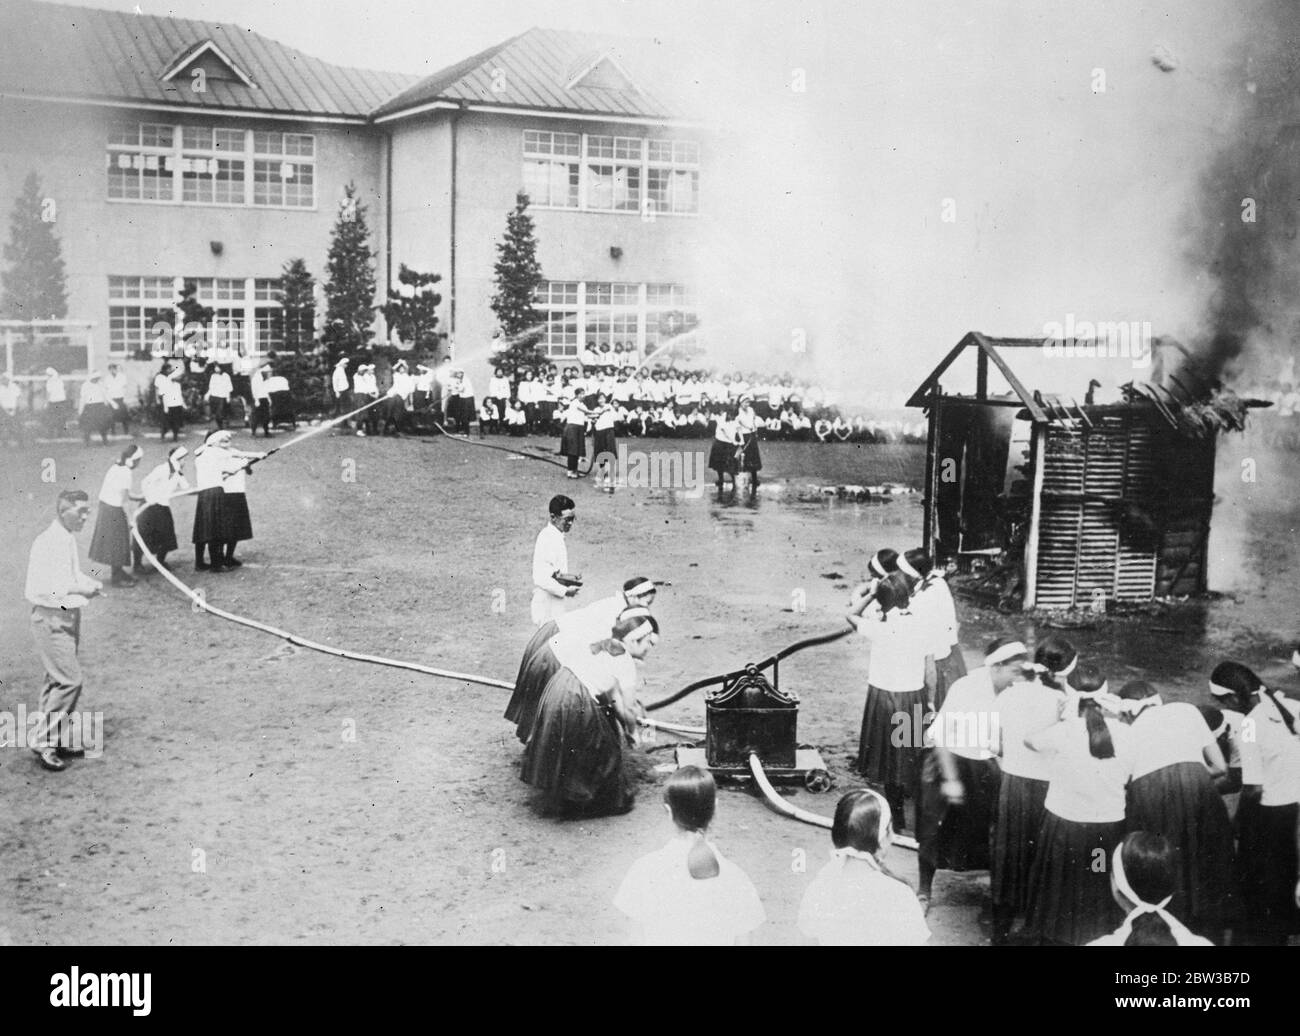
[107,122,316,209]
[522,131,698,215]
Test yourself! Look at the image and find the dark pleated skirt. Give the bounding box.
[503,620,559,741]
[593,427,616,458]
[560,423,586,459]
[1025,811,1125,945]
[223,491,253,542]
[520,669,631,815]
[88,502,131,567]
[192,487,225,544]
[858,684,927,787]
[1126,762,1236,928]
[708,438,737,474]
[918,750,1000,872]
[931,646,967,711]
[990,772,1049,913]
[1237,800,1300,938]
[79,402,113,436]
[739,432,762,472]
[136,503,177,554]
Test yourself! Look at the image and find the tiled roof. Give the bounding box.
[0,0,417,119]
[373,26,680,121]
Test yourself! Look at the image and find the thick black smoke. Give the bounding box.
[1191,0,1300,387]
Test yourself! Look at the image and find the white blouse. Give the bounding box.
[1128,702,1215,781]
[855,605,928,692]
[97,464,134,507]
[1032,715,1135,824]
[1240,695,1300,805]
[996,679,1063,781]
[614,836,766,946]
[797,853,930,946]
[141,463,189,507]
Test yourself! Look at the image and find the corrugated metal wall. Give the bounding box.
[1034,414,1159,608]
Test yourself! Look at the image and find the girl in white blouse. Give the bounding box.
[614,766,765,945]
[798,788,930,945]
[1023,663,1136,945]
[848,572,931,831]
[88,444,144,586]
[1117,680,1233,941]
[133,445,190,572]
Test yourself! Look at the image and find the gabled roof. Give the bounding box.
[907,333,1050,421]
[373,26,680,123]
[159,39,256,89]
[0,0,418,120]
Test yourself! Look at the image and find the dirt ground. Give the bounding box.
[0,424,1294,945]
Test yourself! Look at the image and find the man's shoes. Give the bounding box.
[55,747,86,759]
[34,748,65,772]
[195,561,211,571]
[223,557,242,567]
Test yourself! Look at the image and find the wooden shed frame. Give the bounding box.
[907,333,1217,609]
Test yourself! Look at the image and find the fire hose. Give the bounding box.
[430,420,596,476]
[645,625,855,711]
[748,752,919,851]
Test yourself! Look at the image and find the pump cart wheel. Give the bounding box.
[804,769,832,793]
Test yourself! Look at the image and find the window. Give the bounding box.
[534,281,696,360]
[107,275,283,355]
[647,140,699,214]
[536,281,579,357]
[107,123,315,208]
[585,136,642,212]
[521,132,698,215]
[106,123,175,201]
[523,131,580,208]
[108,276,176,354]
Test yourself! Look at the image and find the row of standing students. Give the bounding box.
[851,546,1300,944]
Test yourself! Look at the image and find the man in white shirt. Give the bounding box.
[531,494,581,625]
[25,490,103,771]
[105,363,131,435]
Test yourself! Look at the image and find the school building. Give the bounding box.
[0,0,704,394]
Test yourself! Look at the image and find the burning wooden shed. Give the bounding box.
[906,332,1255,610]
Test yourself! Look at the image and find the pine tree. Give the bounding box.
[1,172,68,320]
[278,258,316,353]
[489,191,547,374]
[322,183,377,359]
[382,263,442,353]
[174,279,212,353]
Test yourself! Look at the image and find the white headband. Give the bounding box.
[869,555,888,578]
[1055,656,1078,679]
[621,619,655,643]
[897,556,922,580]
[1109,843,1176,939]
[1208,681,1237,699]
[986,641,1029,666]
[625,580,655,598]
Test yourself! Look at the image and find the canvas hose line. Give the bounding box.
[430,419,594,476]
[748,753,920,851]
[645,625,855,711]
[170,394,392,498]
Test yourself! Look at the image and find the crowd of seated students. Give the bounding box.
[478,355,926,444]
